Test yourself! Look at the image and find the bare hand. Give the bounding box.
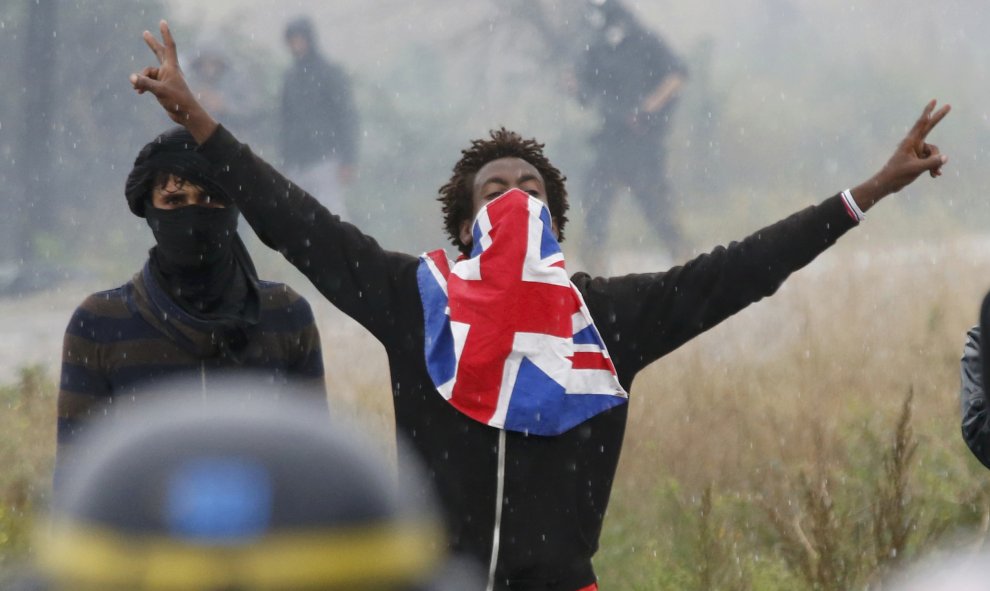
[851,100,950,211]
[129,20,218,144]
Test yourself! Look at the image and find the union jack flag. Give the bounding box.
[416,189,628,436]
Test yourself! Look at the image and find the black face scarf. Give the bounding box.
[127,127,260,362]
[146,205,239,270]
[145,205,259,351]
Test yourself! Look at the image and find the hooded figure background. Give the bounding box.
[186,39,263,139]
[55,127,327,485]
[280,15,360,220]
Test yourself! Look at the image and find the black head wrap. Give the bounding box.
[124,127,228,218]
[125,128,259,362]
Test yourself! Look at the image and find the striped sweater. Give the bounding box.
[57,261,326,459]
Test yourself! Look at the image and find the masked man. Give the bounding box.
[280,16,359,219]
[56,127,327,483]
[131,21,948,591]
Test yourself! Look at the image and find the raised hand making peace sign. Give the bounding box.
[849,100,950,212]
[129,20,218,144]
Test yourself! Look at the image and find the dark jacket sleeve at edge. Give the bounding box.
[961,325,990,469]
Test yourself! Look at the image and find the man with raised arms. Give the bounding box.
[130,21,948,591]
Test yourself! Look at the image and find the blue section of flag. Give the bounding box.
[417,258,457,386]
[538,207,561,259]
[572,325,603,346]
[416,190,627,436]
[471,223,483,258]
[503,357,566,433]
[165,457,272,542]
[504,357,626,434]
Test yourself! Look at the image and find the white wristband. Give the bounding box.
[840,189,865,222]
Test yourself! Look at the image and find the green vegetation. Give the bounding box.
[0,367,55,570]
[5,246,990,587]
[592,242,990,589]
[595,391,987,590]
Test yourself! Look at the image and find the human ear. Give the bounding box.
[459,219,473,249]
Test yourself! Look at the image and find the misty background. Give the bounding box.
[2,0,989,293]
[2,0,988,384]
[5,2,990,586]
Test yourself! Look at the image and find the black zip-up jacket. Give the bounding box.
[960,325,990,467]
[199,125,858,591]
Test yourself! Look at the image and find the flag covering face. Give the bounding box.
[416,188,628,436]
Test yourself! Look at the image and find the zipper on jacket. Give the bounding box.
[200,361,207,400]
[486,429,507,591]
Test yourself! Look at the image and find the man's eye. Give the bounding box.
[526,189,541,197]
[486,192,502,201]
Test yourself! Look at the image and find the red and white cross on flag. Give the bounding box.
[417,189,627,436]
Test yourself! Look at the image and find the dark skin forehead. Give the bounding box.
[461,156,557,245]
[472,157,546,201]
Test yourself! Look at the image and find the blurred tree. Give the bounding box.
[0,2,27,291]
[15,0,57,268]
[1,0,166,295]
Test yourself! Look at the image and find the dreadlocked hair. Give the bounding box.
[438,128,569,256]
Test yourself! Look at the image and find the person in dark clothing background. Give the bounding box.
[132,20,949,591]
[56,126,326,485]
[187,39,261,138]
[281,16,360,220]
[576,0,688,271]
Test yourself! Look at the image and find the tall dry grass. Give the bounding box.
[595,236,990,589]
[0,367,55,570]
[3,236,990,588]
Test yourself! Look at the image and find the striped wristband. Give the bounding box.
[840,189,865,222]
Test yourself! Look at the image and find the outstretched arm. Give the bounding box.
[129,20,218,144]
[848,100,949,212]
[583,101,952,371]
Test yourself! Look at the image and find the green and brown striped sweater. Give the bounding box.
[57,261,326,459]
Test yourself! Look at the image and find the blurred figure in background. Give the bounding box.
[55,127,326,486]
[186,39,262,139]
[575,0,688,271]
[281,16,360,220]
[31,390,481,590]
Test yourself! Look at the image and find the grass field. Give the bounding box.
[3,235,990,589]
